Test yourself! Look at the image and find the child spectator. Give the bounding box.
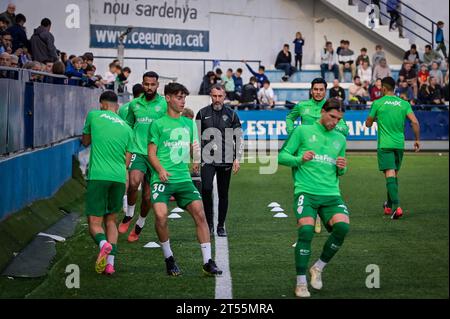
[356,48,370,67]
[429,61,443,86]
[370,78,383,101]
[417,63,430,87]
[257,80,275,109]
[293,32,305,71]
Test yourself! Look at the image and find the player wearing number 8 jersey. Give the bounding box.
[148,82,222,277]
[278,98,350,298]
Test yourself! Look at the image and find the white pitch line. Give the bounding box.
[213,176,233,299]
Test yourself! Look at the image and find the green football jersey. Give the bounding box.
[369,95,413,149]
[286,98,349,136]
[149,115,199,185]
[278,121,347,196]
[127,94,168,155]
[82,110,133,183]
[118,102,131,122]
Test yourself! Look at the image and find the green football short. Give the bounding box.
[293,193,350,232]
[86,180,125,217]
[129,153,152,179]
[377,148,404,171]
[151,182,202,209]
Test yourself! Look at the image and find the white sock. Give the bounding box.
[200,243,212,264]
[297,275,307,285]
[99,240,107,250]
[126,204,136,218]
[313,259,327,271]
[123,195,128,211]
[160,240,173,259]
[107,255,115,266]
[136,216,146,228]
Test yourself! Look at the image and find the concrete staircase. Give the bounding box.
[320,0,411,52]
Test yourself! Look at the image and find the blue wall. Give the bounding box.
[0,139,81,220]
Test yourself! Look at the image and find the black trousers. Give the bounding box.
[201,164,233,228]
[295,54,303,70]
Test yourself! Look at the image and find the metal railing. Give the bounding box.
[94,56,262,78]
[358,0,437,46]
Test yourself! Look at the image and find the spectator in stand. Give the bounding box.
[215,68,223,84]
[422,76,445,106]
[320,41,339,80]
[199,70,217,95]
[233,68,244,101]
[358,60,372,84]
[399,62,418,97]
[387,0,404,38]
[43,60,53,73]
[24,60,44,82]
[338,40,356,81]
[370,78,383,101]
[329,79,346,101]
[372,44,386,66]
[0,31,12,54]
[356,47,370,67]
[418,63,430,87]
[9,54,18,68]
[435,21,447,59]
[0,3,16,28]
[372,58,391,82]
[0,16,8,32]
[336,40,345,56]
[240,76,258,110]
[257,80,275,109]
[30,18,58,63]
[117,66,131,93]
[6,14,28,53]
[60,52,68,65]
[275,43,296,81]
[83,52,94,66]
[348,75,369,106]
[395,80,415,104]
[429,61,444,86]
[243,60,268,88]
[444,59,449,101]
[52,61,65,75]
[65,56,85,86]
[0,51,10,66]
[372,0,383,25]
[14,47,29,67]
[423,44,443,68]
[293,32,305,71]
[103,62,119,89]
[403,44,420,69]
[222,68,236,101]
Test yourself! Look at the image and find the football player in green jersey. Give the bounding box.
[366,77,420,219]
[279,98,350,298]
[82,91,133,275]
[118,72,168,243]
[148,82,222,277]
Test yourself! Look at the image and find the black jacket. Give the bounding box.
[275,50,292,66]
[240,83,258,103]
[196,105,244,166]
[6,24,29,52]
[30,26,58,63]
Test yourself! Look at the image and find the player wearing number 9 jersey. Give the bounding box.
[147,82,222,277]
[278,98,350,298]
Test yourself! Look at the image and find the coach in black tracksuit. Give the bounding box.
[196,84,244,237]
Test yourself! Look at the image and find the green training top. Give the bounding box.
[278,121,347,196]
[82,110,133,183]
[118,101,131,122]
[286,98,349,136]
[369,95,413,149]
[127,94,168,155]
[148,115,199,185]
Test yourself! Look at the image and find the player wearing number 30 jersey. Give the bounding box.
[278,98,350,298]
[147,82,222,277]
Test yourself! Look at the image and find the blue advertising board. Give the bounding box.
[237,110,448,141]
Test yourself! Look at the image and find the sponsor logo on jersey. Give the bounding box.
[384,101,401,107]
[312,154,337,165]
[163,140,190,148]
[137,117,154,124]
[100,114,126,126]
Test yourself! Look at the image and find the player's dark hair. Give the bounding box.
[132,84,145,98]
[259,65,265,72]
[99,90,118,104]
[164,82,190,96]
[143,71,159,81]
[381,77,396,91]
[322,98,344,113]
[311,77,328,89]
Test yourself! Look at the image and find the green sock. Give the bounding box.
[320,222,349,263]
[94,233,107,246]
[386,177,399,211]
[111,244,117,256]
[387,191,392,208]
[295,225,314,275]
